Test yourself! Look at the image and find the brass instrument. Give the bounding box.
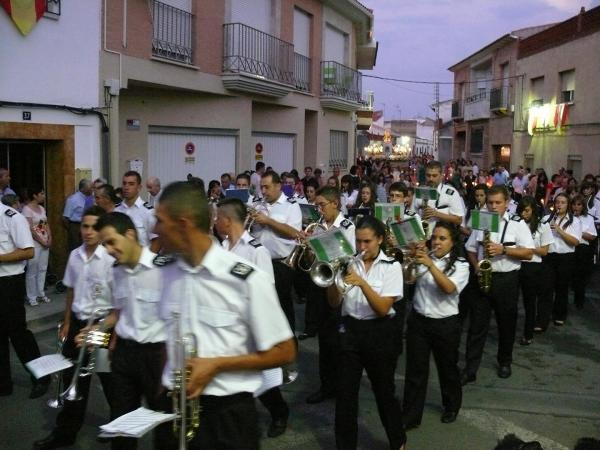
[244,201,268,231]
[283,218,328,272]
[401,247,435,285]
[478,230,493,293]
[61,307,111,402]
[171,312,200,449]
[310,252,365,294]
[384,218,402,261]
[47,322,65,409]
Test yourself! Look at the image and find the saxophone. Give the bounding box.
[478,230,493,293]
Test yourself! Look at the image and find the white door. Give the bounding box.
[148,133,236,186]
[251,133,295,173]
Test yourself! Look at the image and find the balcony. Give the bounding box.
[490,87,509,114]
[451,100,463,119]
[464,90,490,121]
[320,61,363,111]
[152,1,193,65]
[294,53,311,93]
[222,23,295,97]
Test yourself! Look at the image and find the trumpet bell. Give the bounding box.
[310,261,335,288]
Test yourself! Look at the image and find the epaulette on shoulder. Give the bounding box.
[510,215,523,222]
[380,258,395,264]
[153,254,176,267]
[4,209,16,218]
[404,210,416,217]
[456,256,468,263]
[340,219,352,229]
[296,195,305,200]
[287,197,297,204]
[230,262,254,280]
[115,201,122,208]
[248,239,262,248]
[143,202,154,210]
[252,196,261,203]
[444,185,455,195]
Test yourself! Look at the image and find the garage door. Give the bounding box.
[251,133,295,173]
[148,132,237,186]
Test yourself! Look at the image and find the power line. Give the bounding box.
[363,73,525,85]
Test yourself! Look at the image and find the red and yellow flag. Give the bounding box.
[0,0,46,36]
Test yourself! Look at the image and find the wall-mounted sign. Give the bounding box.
[185,156,195,164]
[185,142,195,155]
[255,143,263,154]
[255,154,263,161]
[22,111,31,121]
[126,119,140,130]
[528,103,569,136]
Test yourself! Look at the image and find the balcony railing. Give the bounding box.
[451,100,463,119]
[490,87,509,110]
[223,23,295,86]
[465,90,488,104]
[294,53,311,92]
[320,61,362,103]
[152,1,193,65]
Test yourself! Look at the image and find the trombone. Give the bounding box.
[47,322,65,409]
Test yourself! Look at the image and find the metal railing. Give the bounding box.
[294,53,311,92]
[320,61,362,103]
[451,100,463,118]
[490,87,509,110]
[223,23,295,85]
[152,1,193,65]
[466,90,488,103]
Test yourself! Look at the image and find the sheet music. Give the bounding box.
[254,368,283,398]
[100,407,176,438]
[25,354,73,379]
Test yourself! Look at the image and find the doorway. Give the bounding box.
[0,141,46,199]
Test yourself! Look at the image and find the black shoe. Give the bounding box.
[297,332,316,341]
[30,378,50,399]
[267,417,287,438]
[0,384,13,396]
[441,411,458,423]
[306,389,335,404]
[519,336,533,346]
[404,421,420,431]
[460,371,476,386]
[33,433,75,450]
[497,365,512,379]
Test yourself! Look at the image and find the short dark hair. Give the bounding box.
[160,181,210,232]
[389,182,408,196]
[221,173,231,181]
[314,168,322,176]
[94,211,137,240]
[487,185,509,200]
[123,170,142,185]
[217,198,247,223]
[78,178,91,191]
[262,170,281,184]
[305,179,319,191]
[473,183,488,193]
[25,186,44,201]
[426,161,443,172]
[356,215,386,241]
[304,166,312,172]
[1,194,19,208]
[255,161,265,171]
[236,173,251,184]
[316,186,341,207]
[83,205,107,219]
[96,184,119,204]
[187,176,205,193]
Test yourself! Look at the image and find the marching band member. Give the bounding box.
[94,212,167,450]
[461,183,488,237]
[516,197,553,345]
[403,223,470,429]
[356,182,377,211]
[33,206,114,450]
[569,194,596,310]
[154,182,295,449]
[327,216,406,450]
[463,186,534,383]
[215,198,290,438]
[282,172,308,205]
[304,186,355,405]
[250,171,303,333]
[540,192,581,327]
[304,178,319,205]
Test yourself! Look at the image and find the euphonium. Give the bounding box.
[284,218,328,271]
[244,201,268,231]
[478,230,493,293]
[171,313,200,449]
[310,252,365,293]
[334,252,366,294]
[47,322,65,409]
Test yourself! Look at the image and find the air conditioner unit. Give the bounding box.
[561,90,574,104]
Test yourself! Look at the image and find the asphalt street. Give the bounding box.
[2,270,600,450]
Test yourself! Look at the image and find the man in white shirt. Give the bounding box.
[62,179,93,251]
[145,176,162,208]
[250,162,266,199]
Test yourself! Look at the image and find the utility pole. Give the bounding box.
[433,82,440,159]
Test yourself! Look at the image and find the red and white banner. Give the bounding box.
[528,103,569,136]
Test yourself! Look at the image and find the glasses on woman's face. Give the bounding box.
[316,201,331,210]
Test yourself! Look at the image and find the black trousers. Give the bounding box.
[519,262,544,339]
[55,315,113,439]
[572,244,594,307]
[110,337,167,450]
[257,385,288,421]
[336,316,406,450]
[540,253,575,324]
[67,221,82,252]
[403,312,462,425]
[0,273,43,388]
[156,392,259,450]
[273,260,295,333]
[463,270,519,375]
[297,270,318,334]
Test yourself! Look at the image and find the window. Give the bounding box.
[152,0,193,65]
[530,76,544,106]
[329,130,348,169]
[44,0,61,18]
[560,69,575,104]
[470,128,483,154]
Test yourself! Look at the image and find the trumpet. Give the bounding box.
[478,230,492,293]
[310,252,365,294]
[171,312,200,449]
[244,201,268,231]
[47,322,65,409]
[283,218,328,272]
[61,308,111,402]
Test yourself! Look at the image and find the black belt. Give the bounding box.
[342,315,392,330]
[116,337,165,348]
[491,270,519,276]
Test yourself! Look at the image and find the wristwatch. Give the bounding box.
[501,245,507,255]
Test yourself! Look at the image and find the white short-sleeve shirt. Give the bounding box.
[252,193,302,259]
[112,247,166,343]
[222,231,274,282]
[0,204,34,276]
[159,243,293,395]
[576,214,597,245]
[528,221,554,263]
[115,196,157,247]
[341,250,403,320]
[414,183,465,235]
[63,245,114,320]
[413,255,470,319]
[542,214,582,254]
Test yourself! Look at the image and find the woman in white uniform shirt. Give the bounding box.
[540,193,582,326]
[516,197,554,341]
[402,222,469,429]
[340,174,358,216]
[327,215,406,450]
[570,194,597,310]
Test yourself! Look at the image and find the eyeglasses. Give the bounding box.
[315,201,331,209]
